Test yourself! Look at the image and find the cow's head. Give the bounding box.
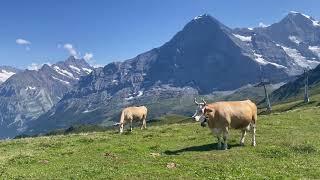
[192,98,207,123]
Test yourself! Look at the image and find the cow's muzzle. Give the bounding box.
[200,118,207,127]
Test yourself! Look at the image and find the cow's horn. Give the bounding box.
[202,98,207,105]
[194,98,200,105]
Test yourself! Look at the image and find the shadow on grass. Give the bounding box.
[164,143,241,155]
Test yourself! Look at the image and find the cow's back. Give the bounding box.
[123,106,147,120]
[209,100,256,129]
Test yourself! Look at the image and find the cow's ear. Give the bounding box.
[204,107,213,113]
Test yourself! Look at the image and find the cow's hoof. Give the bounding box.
[240,142,245,146]
[252,143,256,147]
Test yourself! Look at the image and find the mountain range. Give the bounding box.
[1,12,320,137]
[0,56,93,138]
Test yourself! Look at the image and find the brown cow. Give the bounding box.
[192,98,257,150]
[119,106,148,133]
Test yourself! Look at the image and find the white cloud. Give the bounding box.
[83,53,93,61]
[16,38,31,51]
[16,38,31,45]
[259,22,269,28]
[63,43,78,57]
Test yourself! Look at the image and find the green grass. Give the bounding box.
[1,101,320,179]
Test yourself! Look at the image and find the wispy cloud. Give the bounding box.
[16,38,31,51]
[259,22,269,28]
[83,52,93,61]
[16,38,31,45]
[63,43,78,57]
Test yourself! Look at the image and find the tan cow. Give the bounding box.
[119,106,148,133]
[192,98,257,150]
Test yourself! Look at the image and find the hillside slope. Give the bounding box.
[270,63,320,103]
[1,102,319,179]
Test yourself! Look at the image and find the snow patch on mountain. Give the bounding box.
[194,15,204,20]
[288,36,301,44]
[125,91,144,100]
[233,34,252,42]
[0,70,16,83]
[25,86,36,91]
[53,66,74,79]
[82,68,92,74]
[82,108,98,114]
[52,76,70,84]
[253,53,287,69]
[309,46,320,58]
[259,22,269,28]
[281,46,320,68]
[69,65,81,74]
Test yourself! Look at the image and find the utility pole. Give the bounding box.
[264,84,271,111]
[255,66,272,112]
[304,69,310,103]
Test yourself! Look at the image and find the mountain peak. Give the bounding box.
[288,11,312,19]
[65,55,77,62]
[65,56,89,66]
[193,13,212,20]
[285,11,320,27]
[188,13,228,32]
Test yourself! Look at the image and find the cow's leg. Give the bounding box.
[251,123,256,146]
[129,119,133,132]
[240,125,250,146]
[211,128,222,149]
[141,116,147,130]
[222,127,229,150]
[240,129,246,146]
[119,123,124,134]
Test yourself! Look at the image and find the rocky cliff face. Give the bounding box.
[233,11,320,75]
[0,56,93,138]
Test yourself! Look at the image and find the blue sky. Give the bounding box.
[1,0,320,69]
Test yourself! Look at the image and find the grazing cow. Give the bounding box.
[119,106,148,133]
[192,98,257,150]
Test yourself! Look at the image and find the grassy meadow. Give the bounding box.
[0,98,320,179]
